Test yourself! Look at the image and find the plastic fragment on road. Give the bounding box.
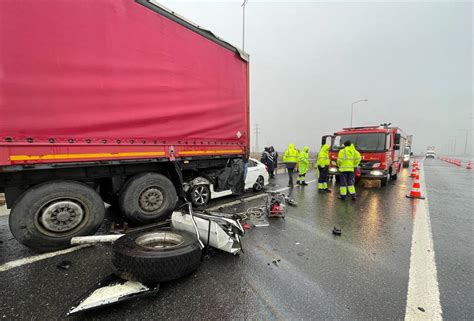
[66,274,159,316]
[56,260,72,270]
[171,211,243,255]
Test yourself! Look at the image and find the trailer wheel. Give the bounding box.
[119,173,177,224]
[9,181,105,252]
[112,230,201,283]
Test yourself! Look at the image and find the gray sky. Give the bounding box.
[161,0,472,155]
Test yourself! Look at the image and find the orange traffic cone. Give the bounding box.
[406,174,425,199]
[410,167,418,177]
[467,161,472,170]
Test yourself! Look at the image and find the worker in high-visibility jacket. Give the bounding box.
[283,143,299,187]
[297,146,310,186]
[316,143,331,193]
[337,140,361,200]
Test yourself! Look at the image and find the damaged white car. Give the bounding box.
[185,158,269,207]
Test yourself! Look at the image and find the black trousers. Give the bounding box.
[287,167,294,185]
[318,166,329,184]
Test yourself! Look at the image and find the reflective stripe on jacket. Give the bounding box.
[298,146,310,174]
[316,144,330,167]
[283,143,299,163]
[337,144,361,172]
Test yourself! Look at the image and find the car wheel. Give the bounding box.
[381,174,390,187]
[190,185,211,207]
[9,181,105,252]
[253,176,265,192]
[119,173,178,224]
[112,229,202,283]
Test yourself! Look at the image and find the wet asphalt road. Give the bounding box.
[0,158,472,320]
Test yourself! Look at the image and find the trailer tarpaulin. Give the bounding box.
[0,0,248,146]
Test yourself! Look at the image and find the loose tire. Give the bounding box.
[189,185,211,208]
[253,176,265,192]
[119,173,177,224]
[112,229,202,283]
[9,181,105,252]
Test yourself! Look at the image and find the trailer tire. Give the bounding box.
[119,173,178,224]
[9,181,105,252]
[112,230,201,283]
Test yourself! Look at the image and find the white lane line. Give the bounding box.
[207,179,316,211]
[0,245,91,272]
[405,160,442,320]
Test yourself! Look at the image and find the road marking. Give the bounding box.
[405,160,442,320]
[0,245,91,272]
[207,179,316,211]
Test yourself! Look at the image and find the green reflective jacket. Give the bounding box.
[298,146,310,174]
[283,143,299,163]
[337,144,361,172]
[316,144,330,167]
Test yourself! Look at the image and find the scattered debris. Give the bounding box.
[66,274,159,316]
[284,195,298,206]
[332,227,342,236]
[272,259,281,266]
[295,242,300,245]
[56,260,72,270]
[297,252,305,256]
[417,307,425,312]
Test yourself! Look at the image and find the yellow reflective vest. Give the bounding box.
[283,143,299,163]
[316,144,330,167]
[337,144,361,172]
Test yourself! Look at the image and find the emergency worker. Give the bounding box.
[316,143,331,193]
[337,140,361,200]
[297,146,310,185]
[283,143,299,187]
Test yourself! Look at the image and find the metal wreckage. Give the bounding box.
[66,193,296,316]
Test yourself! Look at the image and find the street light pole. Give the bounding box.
[350,99,368,128]
[241,0,248,51]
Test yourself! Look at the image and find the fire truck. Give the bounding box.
[322,124,408,187]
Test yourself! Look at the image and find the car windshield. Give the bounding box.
[332,133,386,152]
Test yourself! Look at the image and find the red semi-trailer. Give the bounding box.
[0,0,249,251]
[322,124,408,187]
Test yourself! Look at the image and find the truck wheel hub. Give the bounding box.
[40,201,84,232]
[139,187,163,212]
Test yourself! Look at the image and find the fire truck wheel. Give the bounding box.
[112,229,202,283]
[381,175,390,187]
[119,173,178,224]
[9,181,105,252]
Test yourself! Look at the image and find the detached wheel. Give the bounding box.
[190,185,210,208]
[119,173,178,224]
[253,176,265,192]
[112,229,202,283]
[9,181,105,252]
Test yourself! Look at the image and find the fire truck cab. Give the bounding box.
[322,124,408,187]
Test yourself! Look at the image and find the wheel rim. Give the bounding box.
[36,198,88,236]
[136,232,185,250]
[193,186,209,206]
[139,187,164,212]
[254,176,264,191]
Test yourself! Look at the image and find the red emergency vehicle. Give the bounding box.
[322,124,408,186]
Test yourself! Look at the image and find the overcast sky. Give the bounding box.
[161,0,472,155]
